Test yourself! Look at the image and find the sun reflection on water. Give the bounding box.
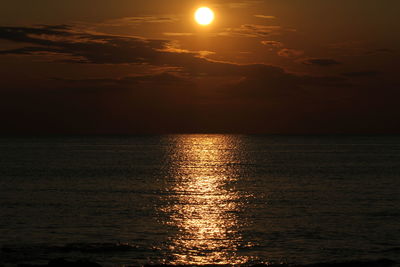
[161,135,251,265]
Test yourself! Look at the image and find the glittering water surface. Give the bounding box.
[161,136,248,265]
[0,135,399,266]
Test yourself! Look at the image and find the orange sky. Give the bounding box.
[0,0,399,134]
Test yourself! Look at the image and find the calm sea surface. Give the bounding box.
[0,135,399,266]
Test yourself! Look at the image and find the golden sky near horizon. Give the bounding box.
[0,0,399,133]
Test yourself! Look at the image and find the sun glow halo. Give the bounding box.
[195,7,215,26]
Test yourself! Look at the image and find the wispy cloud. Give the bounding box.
[261,40,283,48]
[99,16,179,26]
[302,58,342,66]
[328,41,395,56]
[219,24,282,38]
[163,32,195,37]
[261,41,304,59]
[254,15,276,19]
[365,48,395,55]
[218,1,263,9]
[278,48,304,58]
[341,71,381,77]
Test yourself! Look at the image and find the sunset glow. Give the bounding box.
[0,1,399,134]
[195,7,214,25]
[0,1,399,267]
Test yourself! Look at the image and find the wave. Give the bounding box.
[2,243,398,267]
[51,242,139,253]
[13,258,398,267]
[2,242,141,254]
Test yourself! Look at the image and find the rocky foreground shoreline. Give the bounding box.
[16,258,398,267]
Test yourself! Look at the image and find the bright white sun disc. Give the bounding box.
[195,7,214,25]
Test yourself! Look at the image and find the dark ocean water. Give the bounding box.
[0,135,399,266]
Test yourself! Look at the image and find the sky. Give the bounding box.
[1,0,399,134]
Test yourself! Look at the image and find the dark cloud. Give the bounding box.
[3,24,399,134]
[302,58,342,66]
[0,25,169,64]
[0,25,307,81]
[0,24,349,94]
[0,25,248,77]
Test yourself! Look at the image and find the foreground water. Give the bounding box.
[0,135,399,266]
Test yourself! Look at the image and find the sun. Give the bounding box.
[195,7,215,26]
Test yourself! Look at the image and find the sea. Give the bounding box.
[0,135,399,266]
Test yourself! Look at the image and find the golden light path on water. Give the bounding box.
[161,135,253,265]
